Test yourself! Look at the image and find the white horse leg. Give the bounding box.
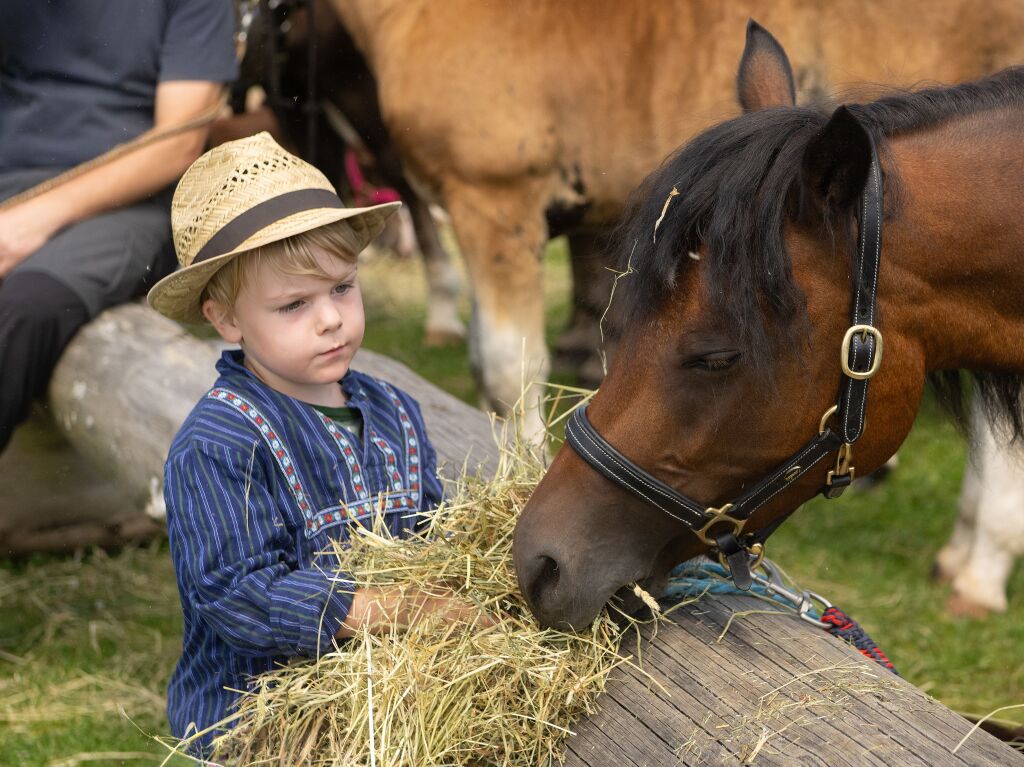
[408,196,465,346]
[447,181,549,443]
[948,526,1014,616]
[945,397,1022,615]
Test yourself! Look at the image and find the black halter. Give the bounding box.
[565,141,884,590]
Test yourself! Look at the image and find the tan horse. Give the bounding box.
[329,0,1024,438]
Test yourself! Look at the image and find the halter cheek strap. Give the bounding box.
[564,140,885,590]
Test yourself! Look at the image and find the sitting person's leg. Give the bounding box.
[14,189,176,318]
[0,185,176,454]
[0,271,89,451]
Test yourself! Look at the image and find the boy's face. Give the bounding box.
[205,245,365,406]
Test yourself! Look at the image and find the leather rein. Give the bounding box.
[565,140,885,591]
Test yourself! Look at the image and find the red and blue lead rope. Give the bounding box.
[664,560,899,675]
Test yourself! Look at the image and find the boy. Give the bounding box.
[149,133,481,754]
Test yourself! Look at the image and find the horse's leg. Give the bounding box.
[553,231,620,388]
[445,180,549,442]
[395,206,418,260]
[948,538,1014,617]
[406,194,464,346]
[554,232,605,364]
[933,439,981,583]
[945,405,1020,616]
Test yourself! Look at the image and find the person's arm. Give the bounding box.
[166,437,356,658]
[332,391,490,638]
[208,104,289,149]
[0,81,222,277]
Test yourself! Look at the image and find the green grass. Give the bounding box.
[0,546,195,767]
[1,238,1022,765]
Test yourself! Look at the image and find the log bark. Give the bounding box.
[0,405,164,554]
[0,302,497,555]
[566,595,1022,766]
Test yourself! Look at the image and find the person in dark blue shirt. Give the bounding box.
[0,0,238,453]
[148,132,487,756]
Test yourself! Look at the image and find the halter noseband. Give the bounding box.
[565,140,884,591]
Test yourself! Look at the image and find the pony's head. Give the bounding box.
[513,22,933,630]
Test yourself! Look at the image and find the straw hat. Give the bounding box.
[147,132,399,323]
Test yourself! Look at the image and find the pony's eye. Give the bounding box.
[685,351,741,371]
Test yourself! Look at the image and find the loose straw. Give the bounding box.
[200,414,662,767]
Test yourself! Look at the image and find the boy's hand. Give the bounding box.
[419,591,498,629]
[335,586,496,639]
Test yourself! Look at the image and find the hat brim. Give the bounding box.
[148,201,400,324]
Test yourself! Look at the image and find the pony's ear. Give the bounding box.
[799,105,872,215]
[736,20,796,112]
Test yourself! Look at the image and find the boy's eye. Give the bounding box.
[333,282,353,295]
[277,300,304,313]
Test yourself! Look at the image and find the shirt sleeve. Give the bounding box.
[165,437,353,658]
[159,0,238,83]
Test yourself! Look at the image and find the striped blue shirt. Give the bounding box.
[164,350,443,753]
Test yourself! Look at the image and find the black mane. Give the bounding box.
[612,67,1024,437]
[614,106,827,361]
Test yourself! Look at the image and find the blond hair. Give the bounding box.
[202,220,361,310]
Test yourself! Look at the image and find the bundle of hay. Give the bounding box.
[204,430,646,766]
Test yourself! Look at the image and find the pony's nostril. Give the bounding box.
[528,555,561,607]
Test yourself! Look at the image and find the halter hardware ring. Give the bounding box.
[755,560,833,628]
[819,404,839,434]
[694,503,746,546]
[841,324,884,380]
[717,541,765,572]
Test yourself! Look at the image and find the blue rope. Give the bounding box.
[663,557,898,675]
[662,559,819,619]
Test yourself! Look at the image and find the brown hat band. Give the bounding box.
[193,188,344,264]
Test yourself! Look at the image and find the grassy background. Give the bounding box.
[1,239,1021,766]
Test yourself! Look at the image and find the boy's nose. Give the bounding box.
[315,300,344,333]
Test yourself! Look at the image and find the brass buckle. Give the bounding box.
[694,503,745,546]
[826,442,855,485]
[840,324,884,380]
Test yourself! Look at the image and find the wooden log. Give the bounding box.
[565,596,1022,766]
[0,304,1018,764]
[0,405,164,554]
[0,302,497,555]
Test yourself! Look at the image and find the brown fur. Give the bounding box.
[329,0,1024,434]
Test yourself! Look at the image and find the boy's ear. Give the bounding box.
[202,298,243,344]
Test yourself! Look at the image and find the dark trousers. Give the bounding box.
[0,271,90,452]
[0,168,175,455]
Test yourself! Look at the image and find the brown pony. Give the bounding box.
[329,0,1024,439]
[512,30,1024,629]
